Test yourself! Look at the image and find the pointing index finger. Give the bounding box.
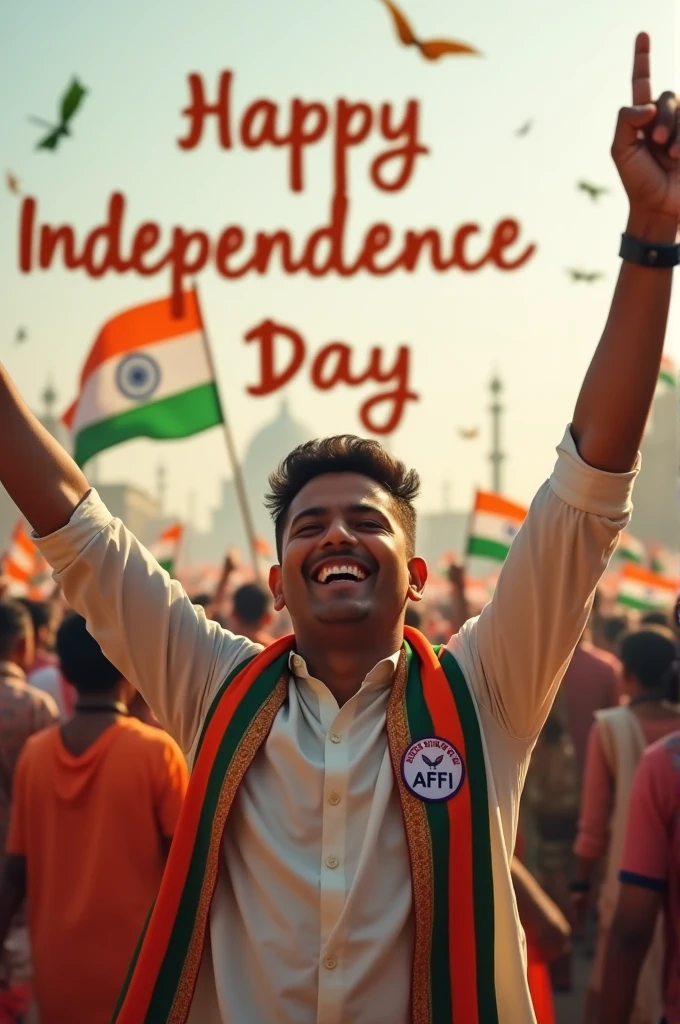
[631,31,652,106]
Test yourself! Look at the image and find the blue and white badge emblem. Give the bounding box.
[401,736,465,802]
[116,353,161,401]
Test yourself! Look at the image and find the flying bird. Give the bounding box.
[6,171,20,195]
[515,120,533,137]
[458,427,479,440]
[577,180,609,201]
[422,754,445,769]
[379,0,481,60]
[15,327,28,344]
[29,78,88,151]
[567,269,605,283]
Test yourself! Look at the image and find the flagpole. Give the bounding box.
[192,282,263,583]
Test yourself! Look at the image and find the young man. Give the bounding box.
[0,614,188,1024]
[0,34,677,1024]
[0,600,58,1022]
[600,730,680,1024]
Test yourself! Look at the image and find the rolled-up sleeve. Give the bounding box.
[448,426,638,741]
[34,490,260,753]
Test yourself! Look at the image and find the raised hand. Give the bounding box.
[611,33,679,229]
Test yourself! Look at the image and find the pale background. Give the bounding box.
[1,0,678,531]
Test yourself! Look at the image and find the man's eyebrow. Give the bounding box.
[289,506,327,529]
[288,503,387,529]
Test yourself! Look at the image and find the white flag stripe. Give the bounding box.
[150,540,177,563]
[73,330,211,432]
[619,579,677,609]
[471,510,522,545]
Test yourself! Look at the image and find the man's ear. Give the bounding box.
[407,556,428,603]
[269,565,286,612]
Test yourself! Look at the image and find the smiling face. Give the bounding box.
[268,472,427,642]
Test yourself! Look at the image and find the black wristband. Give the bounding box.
[619,233,680,268]
[569,880,591,894]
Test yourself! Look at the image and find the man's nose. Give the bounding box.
[321,516,357,546]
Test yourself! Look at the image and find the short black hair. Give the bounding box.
[602,615,629,646]
[640,611,672,629]
[17,598,51,633]
[265,435,420,560]
[619,627,677,692]
[233,583,270,625]
[0,600,32,660]
[56,613,123,694]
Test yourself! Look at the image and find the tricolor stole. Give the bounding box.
[112,626,497,1024]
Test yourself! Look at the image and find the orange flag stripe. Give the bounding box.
[474,490,527,522]
[78,291,202,386]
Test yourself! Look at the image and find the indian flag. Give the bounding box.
[657,354,677,394]
[616,531,646,564]
[617,564,678,612]
[466,491,527,563]
[2,521,56,599]
[649,545,680,581]
[148,523,183,576]
[64,291,223,467]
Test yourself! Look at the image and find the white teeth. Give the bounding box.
[316,564,367,583]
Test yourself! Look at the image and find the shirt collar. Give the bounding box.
[0,661,27,684]
[288,649,401,690]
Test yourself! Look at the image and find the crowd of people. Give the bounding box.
[0,29,677,1024]
[0,574,677,1023]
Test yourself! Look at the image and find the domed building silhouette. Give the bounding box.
[197,399,314,563]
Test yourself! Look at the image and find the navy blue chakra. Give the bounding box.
[116,353,161,401]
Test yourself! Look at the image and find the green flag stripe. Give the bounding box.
[112,652,262,1019]
[440,649,498,1023]
[73,382,222,467]
[466,536,510,562]
[147,656,286,1021]
[617,593,666,611]
[194,654,259,759]
[403,641,453,1023]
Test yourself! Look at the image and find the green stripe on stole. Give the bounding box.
[440,647,498,1024]
[147,653,287,1021]
[114,639,498,1024]
[404,642,454,1022]
[111,652,263,1022]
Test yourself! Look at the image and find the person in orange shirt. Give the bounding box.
[0,613,188,1024]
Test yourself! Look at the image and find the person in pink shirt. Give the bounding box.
[572,626,680,1024]
[601,731,680,1024]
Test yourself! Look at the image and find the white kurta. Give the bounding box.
[36,427,638,1024]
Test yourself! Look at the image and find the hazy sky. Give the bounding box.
[1,0,677,531]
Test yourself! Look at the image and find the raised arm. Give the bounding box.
[449,35,678,739]
[0,371,258,754]
[571,33,678,472]
[0,365,88,535]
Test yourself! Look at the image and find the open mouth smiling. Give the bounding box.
[309,558,372,585]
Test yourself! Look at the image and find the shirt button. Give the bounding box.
[329,732,341,744]
[328,791,341,806]
[323,955,337,970]
[325,855,339,869]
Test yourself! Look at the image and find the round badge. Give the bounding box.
[401,736,465,803]
[116,353,161,401]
